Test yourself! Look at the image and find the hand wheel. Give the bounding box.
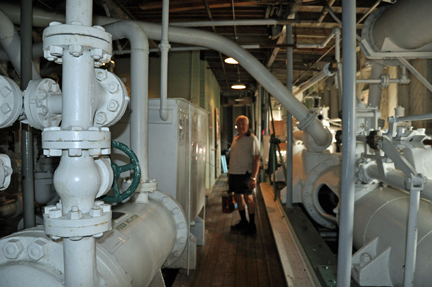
[101,141,141,203]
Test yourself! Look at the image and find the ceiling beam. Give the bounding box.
[139,1,265,13]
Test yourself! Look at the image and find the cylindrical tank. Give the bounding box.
[354,186,432,286]
[0,190,186,287]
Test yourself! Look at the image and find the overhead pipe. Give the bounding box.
[103,21,151,182]
[159,0,170,121]
[370,0,432,51]
[0,3,332,148]
[337,0,357,286]
[0,9,40,79]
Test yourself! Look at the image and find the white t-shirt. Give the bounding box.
[228,133,260,175]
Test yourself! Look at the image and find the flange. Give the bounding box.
[42,126,111,157]
[149,190,188,267]
[23,78,62,130]
[0,76,22,128]
[43,22,112,67]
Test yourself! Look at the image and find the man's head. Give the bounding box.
[236,115,249,136]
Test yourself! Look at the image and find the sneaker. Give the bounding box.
[230,220,249,231]
[242,224,257,236]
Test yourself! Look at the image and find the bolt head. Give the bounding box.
[96,70,108,81]
[89,207,102,217]
[69,45,83,57]
[49,21,62,26]
[91,48,103,60]
[49,46,63,57]
[107,100,119,112]
[93,232,104,238]
[44,205,57,215]
[3,239,24,259]
[96,112,108,125]
[99,204,111,213]
[1,103,11,115]
[28,239,47,261]
[92,25,105,31]
[68,209,83,220]
[49,208,62,218]
[107,82,119,94]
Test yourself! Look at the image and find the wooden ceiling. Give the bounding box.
[27,0,391,94]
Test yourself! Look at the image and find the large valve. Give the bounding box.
[101,141,141,203]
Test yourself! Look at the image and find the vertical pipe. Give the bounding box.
[368,62,385,108]
[285,25,293,208]
[404,189,420,287]
[63,237,97,286]
[21,0,35,229]
[159,0,170,121]
[264,90,270,136]
[66,0,92,26]
[337,0,357,286]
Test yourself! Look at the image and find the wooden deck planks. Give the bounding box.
[172,175,288,287]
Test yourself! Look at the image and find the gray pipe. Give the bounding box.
[21,0,36,229]
[286,25,293,208]
[0,3,331,149]
[337,0,357,285]
[372,0,432,51]
[367,62,385,108]
[0,42,44,61]
[103,21,150,180]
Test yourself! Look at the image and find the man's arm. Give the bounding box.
[249,155,261,190]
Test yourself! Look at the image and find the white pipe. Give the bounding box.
[337,0,357,285]
[356,78,408,84]
[170,19,301,27]
[0,3,331,148]
[65,0,92,27]
[404,189,420,287]
[294,71,328,96]
[397,57,432,95]
[396,113,432,123]
[0,9,40,79]
[159,0,170,121]
[103,21,150,180]
[367,62,384,108]
[371,0,432,51]
[63,237,97,287]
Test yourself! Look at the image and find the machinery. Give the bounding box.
[0,0,432,286]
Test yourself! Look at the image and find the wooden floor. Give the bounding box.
[172,174,287,287]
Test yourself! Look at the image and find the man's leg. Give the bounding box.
[231,194,249,230]
[242,194,257,235]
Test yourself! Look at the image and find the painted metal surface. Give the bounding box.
[0,191,184,287]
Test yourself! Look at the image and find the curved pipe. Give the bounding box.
[103,21,150,181]
[0,9,40,80]
[371,0,432,51]
[0,3,331,148]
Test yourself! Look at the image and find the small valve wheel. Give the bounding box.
[101,141,141,203]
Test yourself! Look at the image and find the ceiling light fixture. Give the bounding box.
[231,82,246,90]
[224,57,238,64]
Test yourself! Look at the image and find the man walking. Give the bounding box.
[228,115,260,236]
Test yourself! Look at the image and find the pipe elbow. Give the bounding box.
[108,20,149,51]
[160,108,169,121]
